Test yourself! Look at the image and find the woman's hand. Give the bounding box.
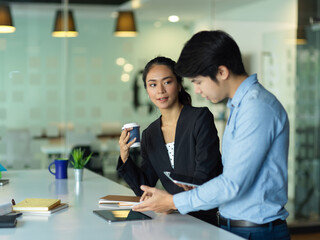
[118,128,136,163]
[175,183,196,191]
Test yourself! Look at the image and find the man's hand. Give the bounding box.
[133,185,177,213]
[140,188,153,201]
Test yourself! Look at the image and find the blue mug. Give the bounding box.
[48,159,69,179]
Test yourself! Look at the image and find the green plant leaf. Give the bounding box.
[82,152,93,167]
[71,148,92,169]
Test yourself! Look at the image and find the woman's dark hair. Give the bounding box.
[142,56,192,106]
[175,30,247,82]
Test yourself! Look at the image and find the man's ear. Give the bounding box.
[217,65,230,81]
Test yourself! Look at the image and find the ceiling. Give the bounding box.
[5,0,129,5]
[6,0,269,23]
[122,0,264,22]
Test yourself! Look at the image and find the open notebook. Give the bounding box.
[99,195,141,207]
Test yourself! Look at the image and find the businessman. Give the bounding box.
[133,30,290,240]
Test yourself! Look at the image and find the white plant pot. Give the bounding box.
[74,169,84,181]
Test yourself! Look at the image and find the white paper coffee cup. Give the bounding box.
[122,123,140,148]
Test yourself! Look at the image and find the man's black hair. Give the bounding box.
[175,30,247,82]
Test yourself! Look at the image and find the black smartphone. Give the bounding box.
[0,215,17,228]
[0,179,9,186]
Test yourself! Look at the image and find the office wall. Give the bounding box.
[0,4,192,132]
[0,3,193,168]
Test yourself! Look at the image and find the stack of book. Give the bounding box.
[98,195,141,209]
[12,198,68,216]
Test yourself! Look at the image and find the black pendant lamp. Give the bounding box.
[114,11,137,37]
[0,3,16,33]
[52,10,78,38]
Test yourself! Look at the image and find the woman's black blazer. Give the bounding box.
[117,105,222,196]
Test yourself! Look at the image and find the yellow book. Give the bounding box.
[21,203,69,215]
[13,198,61,212]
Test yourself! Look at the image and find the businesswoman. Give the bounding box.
[117,56,222,225]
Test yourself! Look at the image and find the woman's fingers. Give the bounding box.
[175,183,194,191]
[119,128,136,163]
[119,128,134,145]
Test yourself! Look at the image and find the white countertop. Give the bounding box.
[0,169,243,240]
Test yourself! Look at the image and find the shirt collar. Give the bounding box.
[227,74,258,109]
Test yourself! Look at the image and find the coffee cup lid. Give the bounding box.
[122,122,140,129]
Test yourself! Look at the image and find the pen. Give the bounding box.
[9,198,22,217]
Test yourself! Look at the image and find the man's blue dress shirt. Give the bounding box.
[174,74,289,224]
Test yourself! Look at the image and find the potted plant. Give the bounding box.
[70,148,93,181]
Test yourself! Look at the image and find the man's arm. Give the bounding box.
[173,100,284,214]
[132,185,176,213]
[134,100,283,215]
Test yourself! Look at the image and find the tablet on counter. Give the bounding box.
[93,209,152,223]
